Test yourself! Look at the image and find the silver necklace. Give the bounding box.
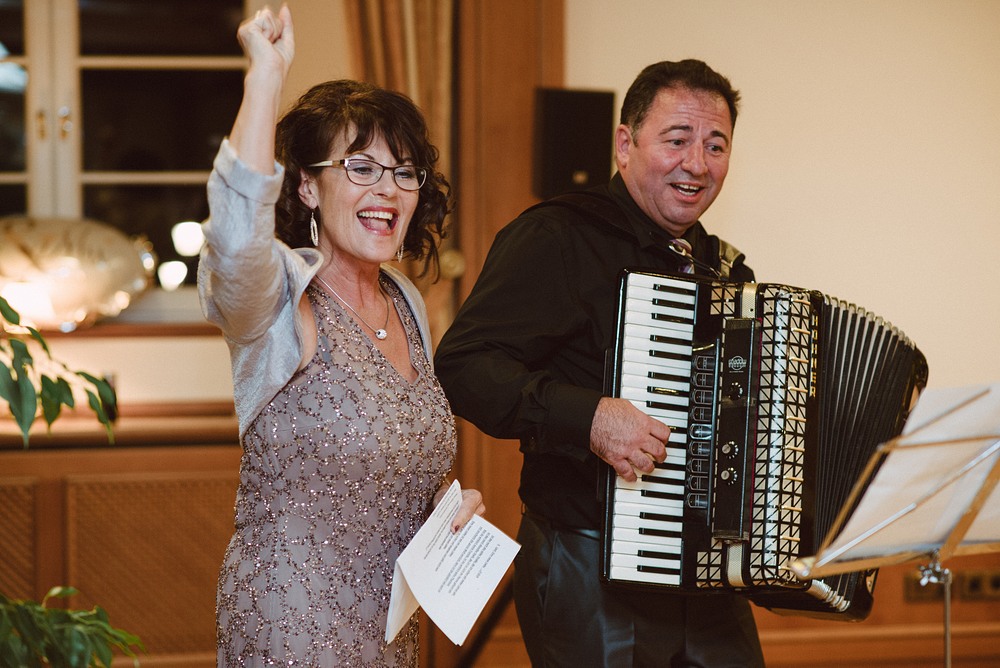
[314,274,390,340]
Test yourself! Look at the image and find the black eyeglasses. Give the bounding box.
[308,157,428,191]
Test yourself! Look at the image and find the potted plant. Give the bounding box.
[0,587,144,667]
[0,296,116,446]
[1,297,142,665]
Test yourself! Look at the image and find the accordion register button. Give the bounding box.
[690,406,712,421]
[687,493,708,509]
[695,356,716,371]
[690,424,713,440]
[693,389,713,404]
[689,440,710,456]
[688,458,708,474]
[689,475,708,491]
[693,372,713,387]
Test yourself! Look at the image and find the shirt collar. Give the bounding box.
[607,172,704,251]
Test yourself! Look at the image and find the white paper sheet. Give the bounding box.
[385,480,520,646]
[811,382,1000,568]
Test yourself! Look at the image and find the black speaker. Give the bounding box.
[533,88,615,200]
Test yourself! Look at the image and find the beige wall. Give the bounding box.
[268,0,354,109]
[566,0,1000,390]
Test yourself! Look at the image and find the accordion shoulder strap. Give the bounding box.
[716,239,744,281]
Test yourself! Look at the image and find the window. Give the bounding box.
[0,0,246,287]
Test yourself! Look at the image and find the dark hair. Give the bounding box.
[274,80,453,277]
[620,59,740,136]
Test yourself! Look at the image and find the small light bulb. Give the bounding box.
[171,221,205,257]
[157,260,188,291]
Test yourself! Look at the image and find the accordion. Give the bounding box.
[600,269,928,620]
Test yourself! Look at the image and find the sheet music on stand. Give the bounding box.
[791,382,1000,668]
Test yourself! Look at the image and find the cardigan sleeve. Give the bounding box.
[198,138,289,344]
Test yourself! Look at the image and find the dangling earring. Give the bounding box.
[396,244,404,263]
[309,210,319,246]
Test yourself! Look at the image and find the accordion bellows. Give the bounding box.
[601,269,928,621]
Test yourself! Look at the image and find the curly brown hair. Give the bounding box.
[274,80,453,276]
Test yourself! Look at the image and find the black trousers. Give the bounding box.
[513,511,766,668]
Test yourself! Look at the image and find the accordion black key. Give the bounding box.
[600,269,928,620]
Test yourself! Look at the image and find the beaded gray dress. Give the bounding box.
[216,279,456,666]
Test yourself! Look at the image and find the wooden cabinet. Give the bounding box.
[1,416,241,667]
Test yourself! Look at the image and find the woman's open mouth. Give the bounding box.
[358,209,397,233]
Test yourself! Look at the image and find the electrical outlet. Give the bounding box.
[959,570,1000,601]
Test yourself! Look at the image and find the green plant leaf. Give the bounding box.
[44,586,78,603]
[14,372,37,438]
[94,638,114,667]
[66,626,91,668]
[10,337,33,366]
[0,360,16,404]
[85,388,115,444]
[25,326,52,357]
[40,375,66,426]
[77,371,117,415]
[1,362,31,448]
[58,377,75,407]
[10,603,46,657]
[6,339,38,444]
[0,295,20,325]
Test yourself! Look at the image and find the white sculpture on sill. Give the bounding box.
[0,215,156,332]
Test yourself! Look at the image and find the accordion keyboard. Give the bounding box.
[607,273,701,586]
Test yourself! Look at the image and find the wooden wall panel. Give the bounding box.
[65,472,238,654]
[452,0,565,579]
[0,478,37,600]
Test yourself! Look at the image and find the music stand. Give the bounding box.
[791,382,1000,668]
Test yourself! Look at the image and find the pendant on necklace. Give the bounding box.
[375,329,388,340]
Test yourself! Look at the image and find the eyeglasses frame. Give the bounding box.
[307,157,428,191]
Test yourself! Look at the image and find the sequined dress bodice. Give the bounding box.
[216,280,456,667]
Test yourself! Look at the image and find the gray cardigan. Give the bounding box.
[198,139,432,437]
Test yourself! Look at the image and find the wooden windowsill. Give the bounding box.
[0,408,237,450]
